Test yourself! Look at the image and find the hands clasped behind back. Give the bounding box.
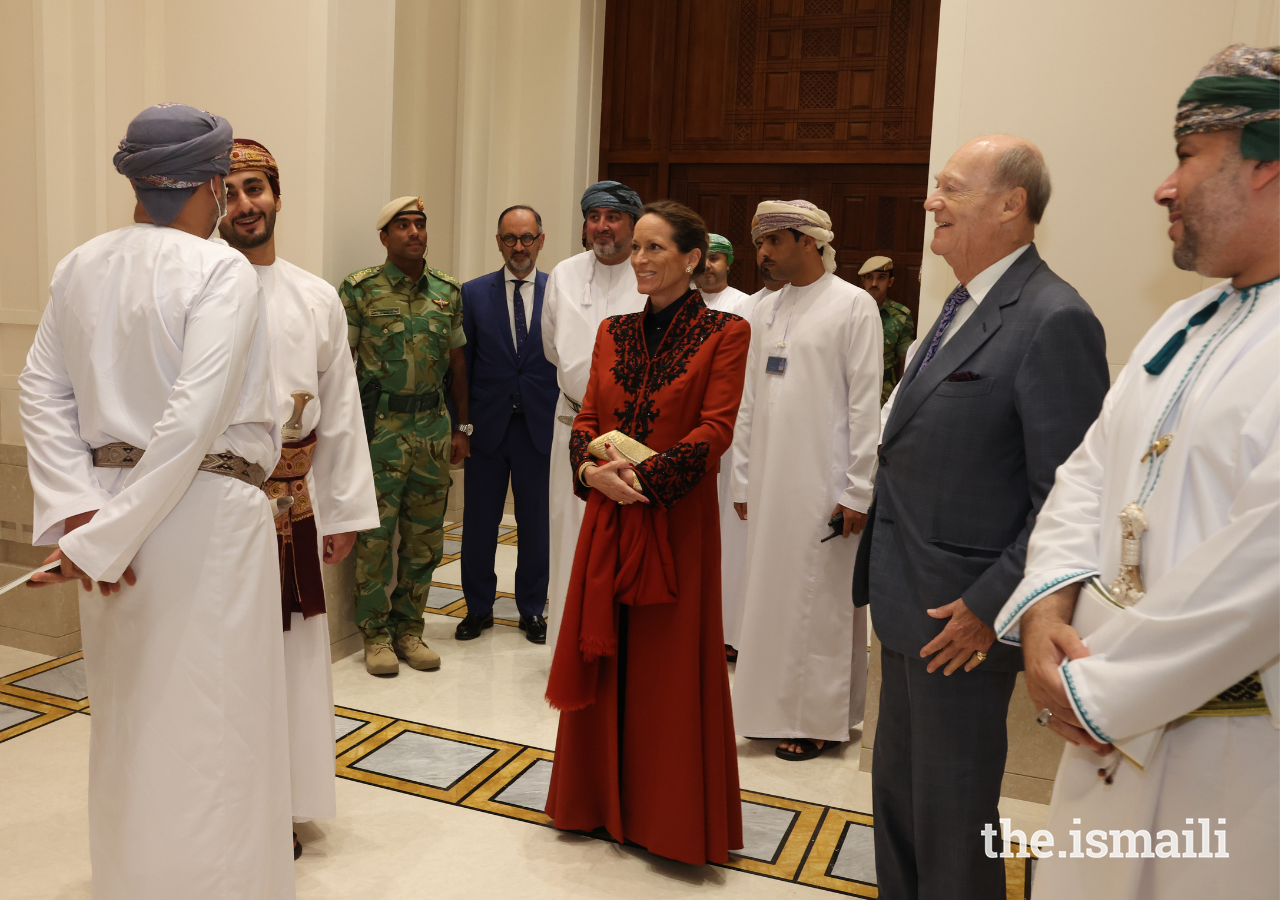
[584,443,650,505]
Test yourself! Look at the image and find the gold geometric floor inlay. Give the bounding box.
[1,631,1034,897]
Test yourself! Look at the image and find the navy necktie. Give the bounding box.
[512,279,528,355]
[916,284,971,373]
[512,279,527,412]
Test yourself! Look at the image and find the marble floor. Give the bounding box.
[0,520,1047,899]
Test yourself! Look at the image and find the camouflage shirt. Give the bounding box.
[339,261,466,396]
[880,299,915,405]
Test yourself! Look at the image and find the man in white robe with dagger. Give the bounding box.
[219,139,379,857]
[996,44,1279,899]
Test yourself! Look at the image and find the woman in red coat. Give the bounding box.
[545,200,750,865]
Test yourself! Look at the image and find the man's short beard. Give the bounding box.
[220,207,277,251]
[592,239,625,259]
[507,254,534,274]
[1173,145,1247,274]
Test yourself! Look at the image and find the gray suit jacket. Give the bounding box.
[852,244,1109,671]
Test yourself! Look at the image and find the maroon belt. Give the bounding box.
[263,432,325,631]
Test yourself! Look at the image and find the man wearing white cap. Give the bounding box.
[540,181,647,649]
[729,200,883,761]
[340,197,470,676]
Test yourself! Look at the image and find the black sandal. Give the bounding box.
[725,644,738,663]
[775,738,837,762]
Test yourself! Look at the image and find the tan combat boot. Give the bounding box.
[394,633,441,670]
[364,641,399,676]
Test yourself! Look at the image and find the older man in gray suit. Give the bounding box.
[853,135,1109,899]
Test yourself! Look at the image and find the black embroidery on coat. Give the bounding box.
[606,294,735,443]
[636,441,711,509]
[569,428,594,500]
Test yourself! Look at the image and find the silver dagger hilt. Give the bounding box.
[281,391,315,443]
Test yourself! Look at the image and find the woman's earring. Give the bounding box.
[685,265,693,274]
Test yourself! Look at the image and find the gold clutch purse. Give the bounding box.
[585,430,655,491]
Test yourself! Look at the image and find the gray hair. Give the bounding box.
[496,204,543,234]
[987,141,1052,224]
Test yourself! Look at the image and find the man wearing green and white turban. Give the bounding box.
[694,233,763,664]
[998,44,1278,900]
[697,233,749,313]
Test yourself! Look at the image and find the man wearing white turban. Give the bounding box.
[22,104,294,898]
[729,200,883,760]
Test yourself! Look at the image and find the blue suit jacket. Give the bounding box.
[461,268,558,456]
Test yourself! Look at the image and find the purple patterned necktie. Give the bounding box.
[916,283,971,373]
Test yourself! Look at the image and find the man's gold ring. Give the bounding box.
[971,651,988,665]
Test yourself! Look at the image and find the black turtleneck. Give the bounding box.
[642,289,695,355]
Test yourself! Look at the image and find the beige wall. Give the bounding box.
[0,0,606,448]
[921,0,1279,375]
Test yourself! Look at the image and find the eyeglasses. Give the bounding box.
[500,233,540,247]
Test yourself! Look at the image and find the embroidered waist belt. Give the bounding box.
[1185,672,1270,718]
[263,432,325,631]
[93,442,268,488]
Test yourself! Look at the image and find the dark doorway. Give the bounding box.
[600,0,940,323]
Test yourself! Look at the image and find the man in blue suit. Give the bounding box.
[456,205,558,643]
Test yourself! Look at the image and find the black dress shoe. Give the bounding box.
[519,615,547,644]
[455,612,494,640]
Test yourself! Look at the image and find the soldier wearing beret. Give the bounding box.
[859,255,916,405]
[340,196,471,676]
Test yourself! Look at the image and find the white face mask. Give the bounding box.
[208,178,227,238]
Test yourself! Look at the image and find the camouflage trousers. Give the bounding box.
[354,408,451,643]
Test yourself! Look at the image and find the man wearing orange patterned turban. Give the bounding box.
[220,139,379,856]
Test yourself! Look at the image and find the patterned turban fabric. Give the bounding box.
[751,199,838,274]
[113,103,232,225]
[229,138,280,196]
[707,233,735,264]
[580,180,643,219]
[1176,44,1279,161]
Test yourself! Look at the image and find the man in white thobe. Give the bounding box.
[697,232,751,315]
[997,45,1279,900]
[219,140,379,846]
[730,201,882,760]
[22,105,294,898]
[540,181,646,649]
[708,232,782,657]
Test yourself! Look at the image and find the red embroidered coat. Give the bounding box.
[545,291,750,865]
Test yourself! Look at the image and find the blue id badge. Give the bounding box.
[766,355,787,375]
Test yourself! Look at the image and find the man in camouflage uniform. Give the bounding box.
[859,255,915,405]
[340,196,471,676]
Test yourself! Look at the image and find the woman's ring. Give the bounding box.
[1036,708,1053,727]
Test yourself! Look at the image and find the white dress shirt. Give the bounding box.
[936,243,1031,350]
[503,266,538,348]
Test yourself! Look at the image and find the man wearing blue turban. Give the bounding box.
[539,181,647,648]
[21,103,294,897]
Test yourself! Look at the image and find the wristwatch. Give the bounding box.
[455,423,474,436]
